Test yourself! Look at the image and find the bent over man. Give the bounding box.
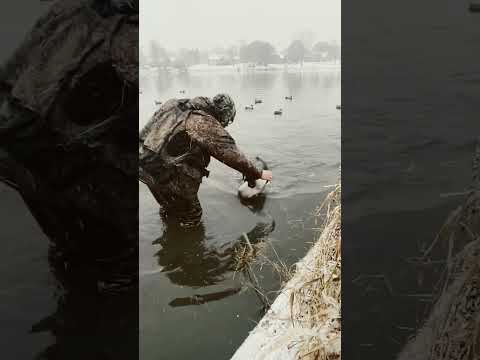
[139,94,272,228]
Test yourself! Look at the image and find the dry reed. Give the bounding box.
[291,183,341,360]
[397,140,480,360]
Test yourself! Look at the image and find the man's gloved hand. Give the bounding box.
[261,170,273,182]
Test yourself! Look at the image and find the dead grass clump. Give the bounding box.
[233,233,272,309]
[397,140,480,360]
[233,233,267,274]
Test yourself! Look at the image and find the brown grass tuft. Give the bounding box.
[292,183,341,360]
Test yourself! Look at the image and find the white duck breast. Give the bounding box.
[238,179,268,199]
[237,156,269,199]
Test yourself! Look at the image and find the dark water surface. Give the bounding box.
[0,185,55,359]
[1,3,58,359]
[342,0,480,358]
[1,184,139,359]
[139,67,340,360]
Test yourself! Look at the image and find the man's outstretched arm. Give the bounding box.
[186,114,269,182]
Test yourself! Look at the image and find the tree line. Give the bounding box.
[142,39,340,68]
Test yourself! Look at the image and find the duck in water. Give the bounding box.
[238,156,270,200]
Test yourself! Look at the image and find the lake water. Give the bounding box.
[139,66,341,360]
[342,0,480,358]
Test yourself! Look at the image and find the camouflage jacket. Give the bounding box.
[140,107,262,183]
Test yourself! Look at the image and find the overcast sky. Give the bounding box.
[140,0,340,52]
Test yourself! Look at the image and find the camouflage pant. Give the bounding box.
[140,166,203,228]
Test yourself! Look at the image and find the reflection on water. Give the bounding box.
[240,72,277,91]
[30,247,138,359]
[155,223,231,287]
[1,185,138,360]
[169,287,243,308]
[239,193,267,213]
[154,203,275,289]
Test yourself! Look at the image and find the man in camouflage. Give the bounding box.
[139,94,272,228]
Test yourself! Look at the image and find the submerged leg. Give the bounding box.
[144,175,203,229]
[173,195,203,229]
[163,179,203,229]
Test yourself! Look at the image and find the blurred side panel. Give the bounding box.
[0,1,139,359]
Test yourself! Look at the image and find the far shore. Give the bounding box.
[140,61,341,74]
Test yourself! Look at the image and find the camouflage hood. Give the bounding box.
[187,94,236,127]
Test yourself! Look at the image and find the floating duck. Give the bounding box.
[155,100,162,105]
[285,96,293,100]
[254,99,263,104]
[245,105,254,110]
[274,109,283,115]
[336,105,341,110]
[179,90,186,94]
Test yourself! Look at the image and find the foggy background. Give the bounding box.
[140,0,341,66]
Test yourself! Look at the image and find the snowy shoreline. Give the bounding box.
[140,62,341,75]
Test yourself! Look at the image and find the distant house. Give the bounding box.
[208,54,222,66]
[311,42,340,62]
[310,50,329,62]
[270,54,284,64]
[208,54,234,66]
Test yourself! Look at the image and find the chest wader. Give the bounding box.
[139,100,205,228]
